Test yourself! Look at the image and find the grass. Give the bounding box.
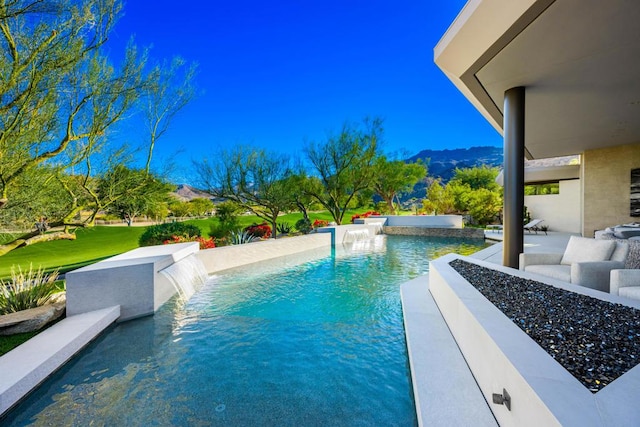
[0,331,39,356]
[0,210,371,279]
[0,226,146,278]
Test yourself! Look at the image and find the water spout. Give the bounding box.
[342,228,371,244]
[159,254,209,301]
[370,221,385,234]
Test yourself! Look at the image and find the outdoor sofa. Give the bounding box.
[519,236,629,293]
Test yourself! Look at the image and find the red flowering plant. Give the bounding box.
[244,222,272,239]
[195,236,216,249]
[163,235,216,250]
[350,211,381,223]
[312,219,329,229]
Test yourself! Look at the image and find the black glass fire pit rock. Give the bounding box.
[449,259,640,393]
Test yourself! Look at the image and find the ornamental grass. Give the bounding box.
[0,265,60,315]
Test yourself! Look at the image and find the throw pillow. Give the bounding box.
[560,236,616,265]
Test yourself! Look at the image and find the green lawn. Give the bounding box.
[0,209,371,278]
[0,226,146,278]
[0,331,39,356]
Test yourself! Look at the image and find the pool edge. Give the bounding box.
[0,306,120,417]
[400,275,497,427]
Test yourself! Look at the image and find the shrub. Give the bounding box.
[209,222,239,242]
[295,218,312,234]
[244,222,272,239]
[0,265,60,315]
[276,222,292,234]
[163,235,216,250]
[195,236,216,249]
[139,222,201,246]
[312,219,329,229]
[209,201,241,242]
[350,211,381,223]
[215,201,241,225]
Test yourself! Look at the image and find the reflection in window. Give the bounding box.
[525,183,559,195]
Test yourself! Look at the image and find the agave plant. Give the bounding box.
[0,265,60,315]
[229,230,259,245]
[276,222,292,235]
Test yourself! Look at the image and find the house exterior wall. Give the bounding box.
[582,142,640,237]
[524,179,581,234]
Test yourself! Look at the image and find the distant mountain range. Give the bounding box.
[172,184,215,202]
[407,145,504,182]
[403,146,504,201]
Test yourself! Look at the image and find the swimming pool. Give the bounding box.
[4,235,488,426]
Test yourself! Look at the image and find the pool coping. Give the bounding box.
[401,275,498,426]
[0,306,120,416]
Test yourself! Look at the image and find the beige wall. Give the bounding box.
[582,142,640,237]
[524,179,581,234]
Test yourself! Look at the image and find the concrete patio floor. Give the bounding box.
[402,231,578,426]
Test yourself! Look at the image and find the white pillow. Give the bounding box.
[560,236,616,265]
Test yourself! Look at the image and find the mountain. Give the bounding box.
[172,184,215,202]
[407,146,504,182]
[401,146,503,203]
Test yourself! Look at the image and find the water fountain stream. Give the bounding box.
[342,228,371,243]
[159,254,209,301]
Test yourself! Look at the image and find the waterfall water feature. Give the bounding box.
[367,221,385,235]
[342,228,371,244]
[159,254,209,301]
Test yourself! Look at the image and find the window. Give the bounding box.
[524,183,559,195]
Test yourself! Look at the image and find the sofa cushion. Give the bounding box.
[525,264,571,282]
[560,236,616,265]
[610,242,630,262]
[619,287,640,301]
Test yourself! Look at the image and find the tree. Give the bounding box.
[449,165,501,191]
[196,146,294,238]
[0,1,198,255]
[281,172,321,223]
[142,57,198,173]
[168,200,191,217]
[448,166,503,225]
[372,157,426,214]
[464,188,503,225]
[0,0,136,209]
[422,180,455,215]
[97,165,173,225]
[188,198,214,216]
[304,118,382,224]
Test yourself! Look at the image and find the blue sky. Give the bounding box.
[111,1,502,181]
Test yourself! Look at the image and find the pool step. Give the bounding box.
[401,276,497,426]
[0,306,120,416]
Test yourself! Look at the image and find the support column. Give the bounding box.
[503,87,525,268]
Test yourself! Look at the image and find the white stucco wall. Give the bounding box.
[524,179,581,234]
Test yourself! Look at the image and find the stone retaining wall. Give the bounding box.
[384,226,485,239]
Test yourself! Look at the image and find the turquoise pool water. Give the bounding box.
[4,235,488,426]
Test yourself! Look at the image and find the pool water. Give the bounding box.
[4,235,488,426]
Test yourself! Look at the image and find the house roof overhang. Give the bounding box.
[496,164,580,186]
[434,0,640,159]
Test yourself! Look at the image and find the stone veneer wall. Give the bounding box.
[384,226,484,239]
[583,142,640,237]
